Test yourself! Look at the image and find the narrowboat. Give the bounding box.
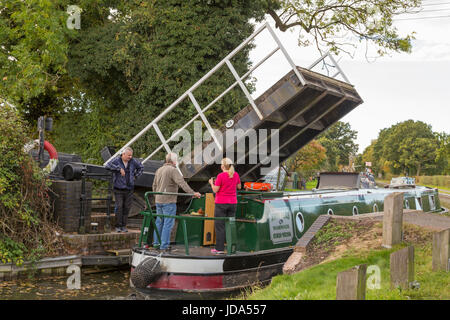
[129,173,443,294]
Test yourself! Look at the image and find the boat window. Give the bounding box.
[327,208,334,215]
[295,212,305,233]
[373,204,378,212]
[429,195,436,210]
[415,197,422,210]
[352,206,359,216]
[404,199,410,209]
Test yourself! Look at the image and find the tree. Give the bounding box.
[435,132,450,175]
[286,139,327,177]
[0,0,79,122]
[357,139,388,177]
[318,121,358,171]
[373,120,441,176]
[266,0,420,56]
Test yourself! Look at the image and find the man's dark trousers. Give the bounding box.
[114,188,133,228]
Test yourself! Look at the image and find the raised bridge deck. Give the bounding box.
[181,66,362,192]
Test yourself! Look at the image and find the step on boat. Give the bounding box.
[130,173,442,294]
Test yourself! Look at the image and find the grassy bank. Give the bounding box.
[440,196,450,208]
[241,221,449,300]
[416,176,450,190]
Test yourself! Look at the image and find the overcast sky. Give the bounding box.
[247,3,450,153]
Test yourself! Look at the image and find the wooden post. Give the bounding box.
[336,264,367,300]
[382,192,403,248]
[390,246,414,289]
[203,193,216,245]
[432,228,450,272]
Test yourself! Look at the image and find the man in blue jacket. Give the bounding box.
[105,147,144,232]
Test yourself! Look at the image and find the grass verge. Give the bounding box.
[240,221,449,300]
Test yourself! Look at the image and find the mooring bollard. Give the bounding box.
[382,192,404,248]
[336,264,367,300]
[390,246,414,289]
[432,228,450,272]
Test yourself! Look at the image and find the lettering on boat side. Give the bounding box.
[181,304,267,317]
[266,201,293,244]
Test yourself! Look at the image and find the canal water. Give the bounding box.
[0,269,239,300]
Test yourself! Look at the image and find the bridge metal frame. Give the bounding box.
[103,22,350,171]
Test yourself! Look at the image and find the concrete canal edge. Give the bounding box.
[0,255,82,281]
[0,231,139,281]
[0,252,132,281]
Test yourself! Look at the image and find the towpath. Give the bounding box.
[332,210,450,231]
[376,181,450,201]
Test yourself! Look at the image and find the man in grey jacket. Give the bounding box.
[152,152,201,251]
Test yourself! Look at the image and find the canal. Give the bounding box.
[0,269,239,300]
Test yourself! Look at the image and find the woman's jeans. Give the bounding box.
[153,203,177,249]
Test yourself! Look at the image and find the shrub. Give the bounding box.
[0,104,64,265]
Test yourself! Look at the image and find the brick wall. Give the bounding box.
[90,214,116,232]
[294,215,331,253]
[50,180,92,232]
[63,233,140,255]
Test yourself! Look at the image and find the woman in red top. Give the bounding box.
[208,158,241,254]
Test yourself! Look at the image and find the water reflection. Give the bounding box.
[0,270,239,300]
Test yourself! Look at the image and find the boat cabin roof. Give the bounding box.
[317,172,376,190]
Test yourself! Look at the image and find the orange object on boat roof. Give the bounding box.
[244,182,272,191]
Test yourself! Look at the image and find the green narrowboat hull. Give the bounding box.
[171,186,442,252]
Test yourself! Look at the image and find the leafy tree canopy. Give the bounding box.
[285,139,327,178]
[366,120,446,176]
[318,121,358,171]
[267,0,420,56]
[0,0,76,121]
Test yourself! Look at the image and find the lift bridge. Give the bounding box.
[61,22,363,209]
